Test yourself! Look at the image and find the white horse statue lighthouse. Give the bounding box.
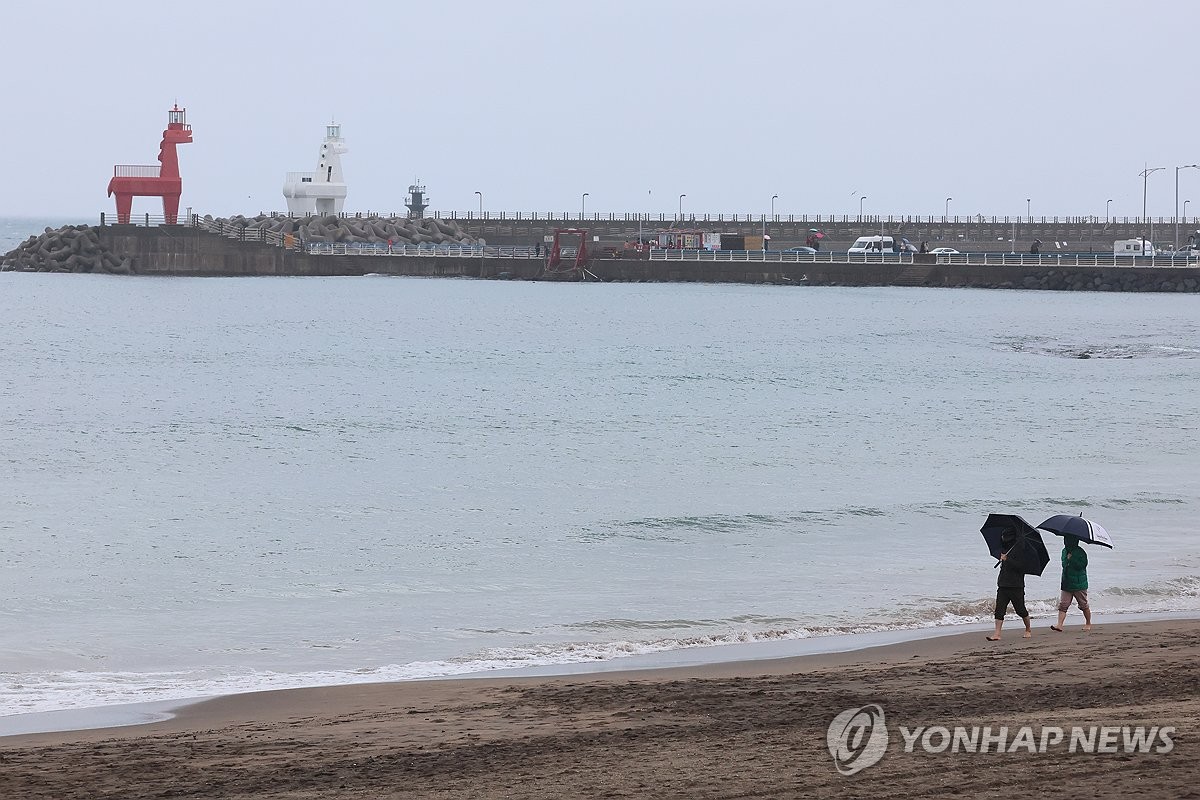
[282,122,348,215]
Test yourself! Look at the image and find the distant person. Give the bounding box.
[919,240,928,254]
[1030,239,1042,255]
[988,532,1033,641]
[1051,537,1091,632]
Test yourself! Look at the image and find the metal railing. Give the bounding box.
[112,165,161,178]
[257,210,1198,227]
[195,216,288,247]
[98,212,191,227]
[304,242,542,258]
[649,249,915,264]
[96,213,289,248]
[937,253,1200,268]
[647,249,1200,268]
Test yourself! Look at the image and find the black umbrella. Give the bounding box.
[979,513,1051,576]
[1037,514,1114,548]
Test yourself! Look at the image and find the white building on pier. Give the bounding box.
[282,122,348,215]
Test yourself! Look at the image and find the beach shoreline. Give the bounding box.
[3,609,1198,740]
[2,617,1196,798]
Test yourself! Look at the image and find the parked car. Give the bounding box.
[928,247,960,254]
[784,246,817,254]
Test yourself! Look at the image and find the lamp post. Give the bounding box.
[474,191,482,217]
[581,192,589,219]
[678,194,686,218]
[1185,199,1191,220]
[945,197,952,219]
[1026,198,1031,221]
[1106,199,1113,224]
[1140,165,1165,252]
[763,194,779,253]
[1175,165,1199,250]
[859,195,867,221]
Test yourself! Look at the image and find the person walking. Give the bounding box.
[1051,537,1091,632]
[988,532,1033,641]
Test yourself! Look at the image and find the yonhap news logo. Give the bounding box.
[827,704,1176,776]
[827,704,889,776]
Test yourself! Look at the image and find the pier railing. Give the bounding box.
[651,249,916,264]
[936,252,1199,268]
[112,165,161,178]
[260,210,1199,227]
[305,242,541,258]
[648,249,1198,268]
[96,212,292,248]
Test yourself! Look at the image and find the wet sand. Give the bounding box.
[1,619,1196,799]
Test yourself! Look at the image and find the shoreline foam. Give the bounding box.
[2,618,1197,798]
[4,609,1196,739]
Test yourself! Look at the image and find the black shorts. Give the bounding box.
[995,587,1028,619]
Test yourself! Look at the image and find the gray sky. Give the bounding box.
[4,1,1196,219]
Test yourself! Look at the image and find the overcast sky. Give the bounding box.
[3,1,1196,219]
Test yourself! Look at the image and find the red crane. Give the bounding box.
[107,105,193,224]
[545,228,591,275]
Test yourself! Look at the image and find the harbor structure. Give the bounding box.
[106,105,193,224]
[282,122,348,215]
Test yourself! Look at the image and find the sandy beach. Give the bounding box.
[1,619,1196,798]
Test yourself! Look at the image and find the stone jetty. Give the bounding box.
[205,213,481,247]
[1,225,132,273]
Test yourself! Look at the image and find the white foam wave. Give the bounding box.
[5,590,1199,718]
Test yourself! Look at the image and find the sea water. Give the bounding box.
[1,265,1198,716]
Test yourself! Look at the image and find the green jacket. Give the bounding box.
[1061,541,1088,592]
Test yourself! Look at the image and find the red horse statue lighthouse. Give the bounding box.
[107,105,193,224]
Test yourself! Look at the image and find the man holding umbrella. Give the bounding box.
[1051,538,1091,632]
[1039,514,1113,633]
[990,531,1034,641]
[980,514,1051,642]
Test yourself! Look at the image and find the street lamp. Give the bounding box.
[678,194,686,217]
[1106,198,1113,223]
[1175,164,1199,250]
[1140,165,1166,251]
[1026,198,1031,220]
[859,195,868,221]
[771,194,778,218]
[581,192,589,219]
[945,197,952,219]
[474,191,482,217]
[1185,199,1192,220]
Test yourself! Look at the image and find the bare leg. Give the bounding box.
[1022,616,1032,638]
[988,619,1003,641]
[1082,607,1092,631]
[1054,609,1067,630]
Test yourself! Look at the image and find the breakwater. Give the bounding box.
[4,225,1200,293]
[441,214,1198,253]
[1,225,133,274]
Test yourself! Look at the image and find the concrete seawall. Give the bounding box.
[94,226,1200,292]
[450,216,1198,253]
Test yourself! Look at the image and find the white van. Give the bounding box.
[1114,238,1155,256]
[848,235,916,254]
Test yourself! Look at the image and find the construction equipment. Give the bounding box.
[545,228,590,275]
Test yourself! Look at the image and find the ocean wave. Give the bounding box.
[581,506,886,541]
[5,584,1199,718]
[999,336,1200,360]
[1104,575,1200,597]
